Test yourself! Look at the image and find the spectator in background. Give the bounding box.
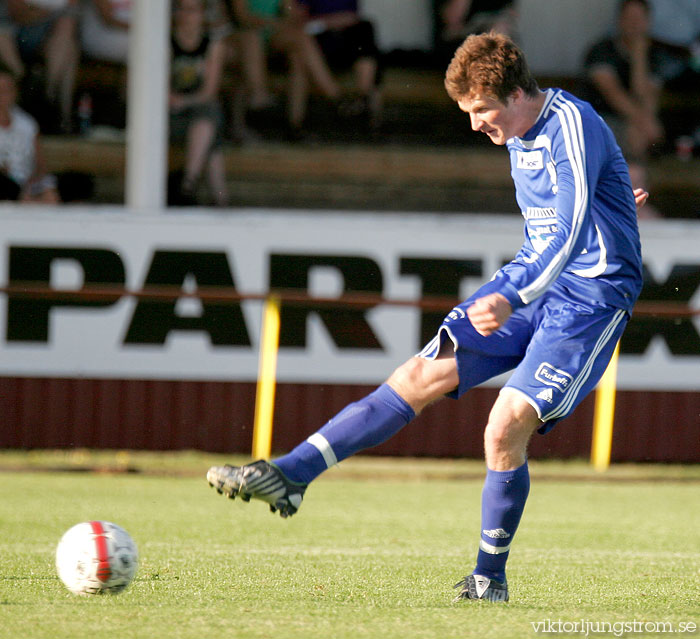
[78,1,131,133]
[230,0,342,139]
[648,0,700,152]
[8,0,79,133]
[648,0,700,88]
[297,0,383,130]
[80,0,131,64]
[169,0,229,207]
[0,63,60,202]
[584,0,664,218]
[0,3,25,79]
[434,0,518,68]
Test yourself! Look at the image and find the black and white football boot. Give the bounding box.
[206,460,307,518]
[453,574,509,602]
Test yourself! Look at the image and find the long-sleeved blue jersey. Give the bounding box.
[494,89,643,312]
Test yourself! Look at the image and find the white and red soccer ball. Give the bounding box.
[55,521,138,595]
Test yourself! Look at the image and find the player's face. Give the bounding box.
[457,91,522,145]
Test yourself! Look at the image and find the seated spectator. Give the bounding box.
[170,0,229,207]
[230,0,343,138]
[8,0,79,133]
[78,1,131,131]
[584,0,664,217]
[200,0,256,143]
[80,0,131,64]
[297,0,383,130]
[433,0,519,68]
[0,3,24,78]
[648,0,700,88]
[0,64,60,202]
[648,0,700,150]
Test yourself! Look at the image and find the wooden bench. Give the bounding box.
[49,63,699,216]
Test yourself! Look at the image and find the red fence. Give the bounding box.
[0,285,698,463]
[1,377,697,462]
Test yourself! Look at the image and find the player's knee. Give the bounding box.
[484,420,530,470]
[483,393,540,469]
[387,357,426,396]
[386,356,456,413]
[484,420,513,455]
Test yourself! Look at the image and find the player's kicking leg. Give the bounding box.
[207,459,307,518]
[207,353,458,517]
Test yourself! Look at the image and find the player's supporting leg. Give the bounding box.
[454,389,539,602]
[207,354,459,516]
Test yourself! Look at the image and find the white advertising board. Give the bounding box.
[0,208,698,390]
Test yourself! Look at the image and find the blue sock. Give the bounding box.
[273,384,415,485]
[473,461,530,583]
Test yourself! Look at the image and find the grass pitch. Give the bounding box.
[0,452,698,639]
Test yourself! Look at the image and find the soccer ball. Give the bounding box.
[55,521,138,595]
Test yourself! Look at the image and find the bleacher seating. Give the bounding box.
[43,64,699,217]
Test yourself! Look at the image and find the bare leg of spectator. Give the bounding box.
[206,149,229,207]
[286,47,309,130]
[44,14,78,131]
[352,56,375,95]
[299,34,340,100]
[238,30,275,110]
[353,55,382,127]
[183,118,216,194]
[0,33,24,78]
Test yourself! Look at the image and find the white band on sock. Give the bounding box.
[307,433,338,468]
[479,539,512,555]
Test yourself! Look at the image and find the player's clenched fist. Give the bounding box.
[467,293,513,336]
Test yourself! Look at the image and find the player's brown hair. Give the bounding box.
[444,32,539,104]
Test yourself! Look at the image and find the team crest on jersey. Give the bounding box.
[516,150,544,170]
[535,363,573,391]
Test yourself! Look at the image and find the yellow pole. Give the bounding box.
[590,341,620,472]
[252,295,281,460]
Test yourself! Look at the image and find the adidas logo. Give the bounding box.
[483,528,510,539]
[473,575,491,598]
[536,388,553,403]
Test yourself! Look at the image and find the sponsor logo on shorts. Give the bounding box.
[535,363,573,392]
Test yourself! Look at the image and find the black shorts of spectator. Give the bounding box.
[315,20,383,85]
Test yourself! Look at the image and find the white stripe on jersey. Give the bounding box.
[541,308,626,421]
[540,88,558,118]
[572,223,608,277]
[517,93,589,305]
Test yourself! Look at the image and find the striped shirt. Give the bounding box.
[494,89,643,312]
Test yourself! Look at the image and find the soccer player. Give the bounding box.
[207,32,647,602]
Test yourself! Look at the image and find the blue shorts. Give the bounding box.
[418,275,629,434]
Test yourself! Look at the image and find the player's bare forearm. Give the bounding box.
[467,293,512,337]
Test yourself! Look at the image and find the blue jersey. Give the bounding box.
[493,89,643,312]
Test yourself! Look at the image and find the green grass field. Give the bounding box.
[1,451,698,639]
